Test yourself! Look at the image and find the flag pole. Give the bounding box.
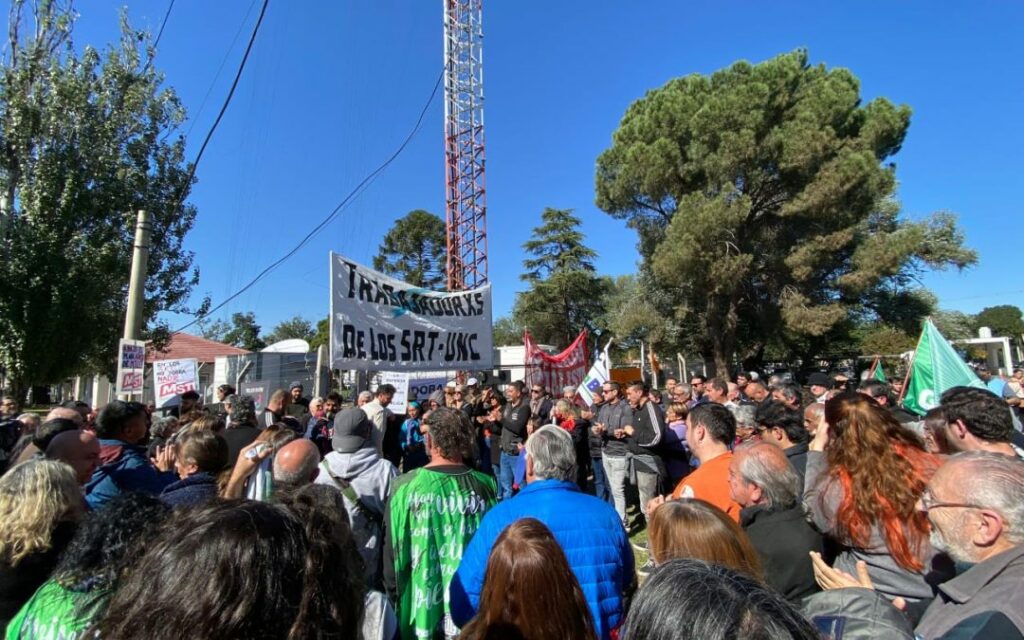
[901,350,917,403]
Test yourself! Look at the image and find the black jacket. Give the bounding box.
[499,401,531,454]
[785,442,810,481]
[741,504,823,602]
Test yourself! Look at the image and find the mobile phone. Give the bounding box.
[245,443,270,460]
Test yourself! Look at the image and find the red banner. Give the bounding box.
[523,330,589,395]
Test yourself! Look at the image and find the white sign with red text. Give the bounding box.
[115,339,147,395]
[153,358,199,408]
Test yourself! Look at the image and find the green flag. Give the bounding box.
[903,319,984,415]
[873,361,887,382]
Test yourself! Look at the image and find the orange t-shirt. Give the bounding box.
[670,451,741,522]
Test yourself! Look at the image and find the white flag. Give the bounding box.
[578,342,612,407]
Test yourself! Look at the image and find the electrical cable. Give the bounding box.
[182,0,270,194]
[172,66,446,334]
[140,0,175,75]
[152,0,175,51]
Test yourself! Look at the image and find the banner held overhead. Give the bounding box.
[330,253,494,371]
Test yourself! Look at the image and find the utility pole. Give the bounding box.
[123,210,151,341]
[119,210,151,401]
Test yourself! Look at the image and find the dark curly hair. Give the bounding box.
[423,406,475,461]
[55,492,170,591]
[278,484,366,639]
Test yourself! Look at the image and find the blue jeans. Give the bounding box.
[499,451,518,500]
[592,456,611,504]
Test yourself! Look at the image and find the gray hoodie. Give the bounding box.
[315,444,398,589]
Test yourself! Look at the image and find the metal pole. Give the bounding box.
[123,210,151,341]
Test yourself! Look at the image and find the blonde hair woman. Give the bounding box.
[0,459,84,627]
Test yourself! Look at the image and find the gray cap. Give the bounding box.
[429,390,445,406]
[332,408,371,454]
[230,395,257,426]
[289,381,303,391]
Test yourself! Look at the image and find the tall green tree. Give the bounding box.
[595,49,976,373]
[513,208,607,348]
[492,316,523,347]
[372,209,447,289]
[0,3,200,395]
[264,315,314,345]
[974,305,1024,339]
[216,312,265,351]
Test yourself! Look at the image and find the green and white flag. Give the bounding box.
[903,319,984,415]
[872,360,887,382]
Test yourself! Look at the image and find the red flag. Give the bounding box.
[523,330,589,395]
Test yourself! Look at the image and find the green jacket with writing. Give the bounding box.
[384,465,496,639]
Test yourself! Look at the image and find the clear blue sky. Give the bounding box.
[61,1,1022,333]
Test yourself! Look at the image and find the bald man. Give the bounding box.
[46,429,101,485]
[223,438,321,499]
[272,439,321,488]
[45,406,84,427]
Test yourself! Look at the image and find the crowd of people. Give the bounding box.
[0,366,1023,639]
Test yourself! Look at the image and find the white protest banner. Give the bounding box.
[379,371,410,414]
[330,253,494,371]
[115,339,147,395]
[153,358,199,408]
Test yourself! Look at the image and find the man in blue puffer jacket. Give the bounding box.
[85,400,177,510]
[449,425,635,640]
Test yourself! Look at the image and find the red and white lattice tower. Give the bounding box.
[443,0,488,291]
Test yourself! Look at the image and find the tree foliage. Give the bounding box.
[263,315,314,345]
[309,317,330,351]
[0,3,199,392]
[492,316,523,347]
[595,49,976,373]
[372,209,447,289]
[512,208,607,348]
[931,309,976,341]
[203,312,264,351]
[974,305,1024,339]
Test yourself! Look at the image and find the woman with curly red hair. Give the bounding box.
[804,392,949,602]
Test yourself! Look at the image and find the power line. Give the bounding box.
[141,0,176,74]
[173,67,446,334]
[153,0,175,50]
[183,0,270,192]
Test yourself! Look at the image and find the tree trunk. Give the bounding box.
[706,294,740,378]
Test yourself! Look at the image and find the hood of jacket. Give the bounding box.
[323,444,384,480]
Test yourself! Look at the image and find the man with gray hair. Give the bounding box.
[812,452,1024,637]
[729,442,822,601]
[451,425,634,640]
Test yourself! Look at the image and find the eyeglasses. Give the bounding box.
[531,389,542,394]
[601,389,614,394]
[919,489,985,513]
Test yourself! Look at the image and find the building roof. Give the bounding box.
[146,332,250,364]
